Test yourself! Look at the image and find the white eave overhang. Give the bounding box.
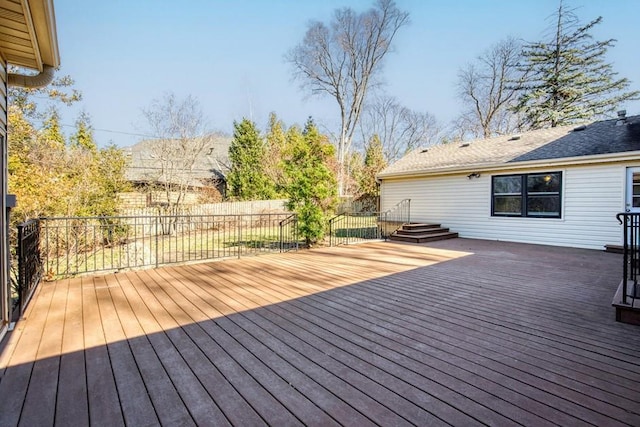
[377,150,640,181]
[0,0,60,70]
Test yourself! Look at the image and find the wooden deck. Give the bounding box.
[1,239,639,426]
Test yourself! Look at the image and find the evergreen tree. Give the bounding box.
[264,112,288,195]
[41,108,66,148]
[514,1,639,129]
[227,118,276,200]
[70,111,96,151]
[67,114,129,216]
[92,144,130,216]
[283,118,338,245]
[358,134,387,197]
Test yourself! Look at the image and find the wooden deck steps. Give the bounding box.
[604,244,623,254]
[612,280,640,325]
[390,223,459,244]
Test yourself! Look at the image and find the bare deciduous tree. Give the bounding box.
[287,0,409,194]
[455,37,523,139]
[142,92,214,209]
[359,95,440,162]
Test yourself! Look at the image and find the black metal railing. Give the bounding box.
[40,213,299,279]
[616,212,640,303]
[16,219,43,314]
[329,212,382,246]
[379,198,411,238]
[328,198,411,246]
[279,214,299,252]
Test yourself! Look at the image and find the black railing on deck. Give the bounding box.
[616,212,640,303]
[279,214,299,252]
[16,219,43,314]
[379,198,411,238]
[329,212,382,246]
[40,213,299,280]
[329,199,410,246]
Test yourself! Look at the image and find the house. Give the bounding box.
[122,134,231,207]
[378,113,640,250]
[0,0,60,341]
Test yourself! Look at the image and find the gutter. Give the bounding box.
[377,150,640,180]
[8,65,56,89]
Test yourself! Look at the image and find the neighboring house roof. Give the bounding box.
[124,134,231,189]
[379,114,640,179]
[0,0,60,70]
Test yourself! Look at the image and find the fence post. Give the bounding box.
[155,214,159,269]
[44,219,49,278]
[329,218,333,247]
[384,211,388,241]
[16,222,24,303]
[237,215,242,259]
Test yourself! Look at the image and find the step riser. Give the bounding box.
[390,233,459,244]
[397,228,449,236]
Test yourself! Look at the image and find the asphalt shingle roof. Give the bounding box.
[124,135,231,187]
[379,114,640,178]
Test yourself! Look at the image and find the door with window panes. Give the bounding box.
[626,168,640,213]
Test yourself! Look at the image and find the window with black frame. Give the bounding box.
[492,172,562,218]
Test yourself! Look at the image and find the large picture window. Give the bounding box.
[492,172,562,218]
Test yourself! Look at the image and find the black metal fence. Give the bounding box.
[329,199,411,246]
[16,219,43,314]
[39,213,300,279]
[616,213,640,303]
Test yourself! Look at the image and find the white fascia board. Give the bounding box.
[377,151,640,180]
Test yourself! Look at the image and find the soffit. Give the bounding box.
[0,0,59,70]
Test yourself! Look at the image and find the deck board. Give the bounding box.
[55,277,89,426]
[1,239,639,426]
[98,273,160,426]
[124,270,231,427]
[111,273,196,426]
[0,274,56,427]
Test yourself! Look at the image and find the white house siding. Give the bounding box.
[381,163,631,250]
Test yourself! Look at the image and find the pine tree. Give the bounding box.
[264,112,288,194]
[283,118,337,245]
[514,1,639,129]
[358,134,387,197]
[41,108,66,148]
[70,111,96,151]
[227,118,277,200]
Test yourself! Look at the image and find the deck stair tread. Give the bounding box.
[396,227,450,236]
[401,223,441,230]
[389,223,459,244]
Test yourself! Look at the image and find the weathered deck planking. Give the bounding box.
[0,239,639,426]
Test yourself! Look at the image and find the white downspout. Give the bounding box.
[8,65,55,89]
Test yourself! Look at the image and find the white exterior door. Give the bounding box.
[626,167,640,213]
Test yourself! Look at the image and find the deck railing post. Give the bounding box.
[237,215,242,259]
[329,217,333,247]
[16,222,25,305]
[155,214,159,269]
[623,214,629,303]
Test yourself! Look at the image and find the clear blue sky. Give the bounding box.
[53,0,640,147]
